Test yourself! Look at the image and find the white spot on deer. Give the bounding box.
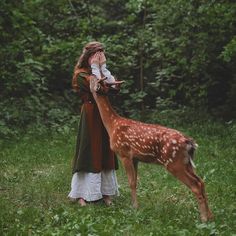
[164,160,169,167]
[172,139,177,144]
[172,150,176,158]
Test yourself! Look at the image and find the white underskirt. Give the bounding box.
[68,170,119,201]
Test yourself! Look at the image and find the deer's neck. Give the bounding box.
[92,93,119,135]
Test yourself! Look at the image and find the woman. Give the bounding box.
[68,41,119,206]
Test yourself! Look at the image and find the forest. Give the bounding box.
[0,1,236,235]
[1,0,236,136]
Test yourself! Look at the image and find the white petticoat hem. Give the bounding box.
[68,170,119,202]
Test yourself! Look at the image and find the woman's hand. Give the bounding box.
[89,52,100,65]
[99,52,106,65]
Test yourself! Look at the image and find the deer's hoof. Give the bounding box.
[200,210,214,222]
[133,202,139,209]
[207,211,214,220]
[200,216,208,223]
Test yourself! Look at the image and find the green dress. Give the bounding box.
[72,70,118,174]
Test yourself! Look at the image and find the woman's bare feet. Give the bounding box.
[103,195,112,206]
[78,198,87,206]
[68,197,78,203]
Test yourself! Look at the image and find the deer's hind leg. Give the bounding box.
[133,159,139,183]
[120,156,138,208]
[167,159,213,222]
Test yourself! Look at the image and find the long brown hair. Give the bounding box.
[72,41,104,91]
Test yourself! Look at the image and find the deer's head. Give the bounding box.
[89,76,124,95]
[89,76,102,94]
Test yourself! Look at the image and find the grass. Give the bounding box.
[0,112,236,235]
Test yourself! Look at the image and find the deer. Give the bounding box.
[89,76,213,222]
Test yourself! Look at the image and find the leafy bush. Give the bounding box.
[1,0,236,138]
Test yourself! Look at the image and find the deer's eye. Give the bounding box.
[96,84,101,91]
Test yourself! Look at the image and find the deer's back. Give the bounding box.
[110,118,196,165]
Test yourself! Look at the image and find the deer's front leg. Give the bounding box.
[120,156,138,208]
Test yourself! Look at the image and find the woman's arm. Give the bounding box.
[89,52,102,80]
[99,52,115,83]
[91,63,102,80]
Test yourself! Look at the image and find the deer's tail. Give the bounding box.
[185,139,198,168]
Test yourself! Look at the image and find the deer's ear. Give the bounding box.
[107,80,125,85]
[98,77,107,83]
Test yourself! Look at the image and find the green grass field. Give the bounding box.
[0,114,236,235]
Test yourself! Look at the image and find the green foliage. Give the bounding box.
[220,36,236,63]
[1,0,236,137]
